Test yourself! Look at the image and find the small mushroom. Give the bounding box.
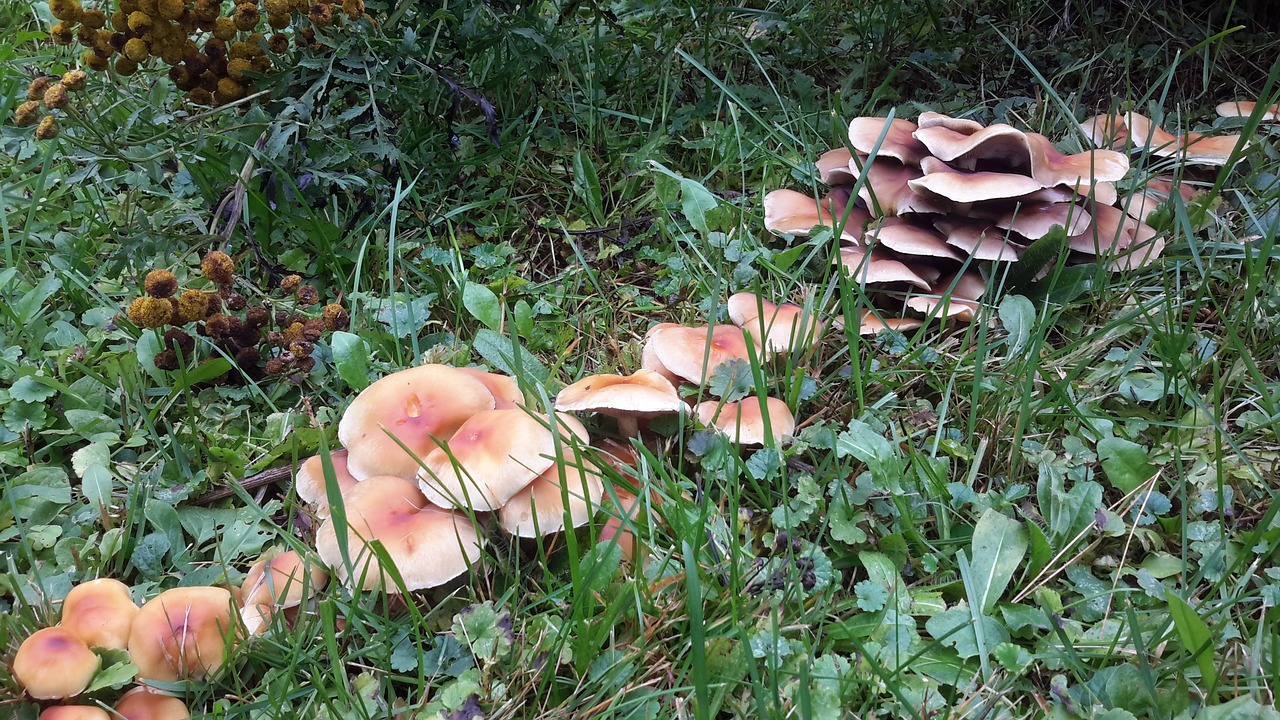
[113,686,191,720]
[726,292,825,355]
[555,369,687,437]
[865,219,964,260]
[337,364,498,480]
[641,324,757,386]
[13,627,101,700]
[59,577,139,651]
[696,396,796,446]
[847,116,929,165]
[39,708,112,720]
[763,189,865,242]
[935,219,1024,262]
[127,586,239,682]
[1216,100,1279,122]
[294,448,360,516]
[418,409,590,511]
[240,549,328,613]
[1123,111,1246,165]
[993,201,1092,240]
[315,475,485,592]
[855,309,925,336]
[815,147,855,185]
[835,246,938,290]
[905,271,986,321]
[455,367,526,409]
[909,167,1045,204]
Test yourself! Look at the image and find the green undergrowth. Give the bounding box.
[3,0,1280,718]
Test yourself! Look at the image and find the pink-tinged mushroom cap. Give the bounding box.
[909,168,1045,204]
[498,450,606,538]
[13,627,100,699]
[455,367,525,409]
[726,292,825,354]
[418,409,591,510]
[315,475,485,592]
[113,686,191,720]
[127,586,239,682]
[815,147,856,185]
[935,218,1024,262]
[865,219,963,260]
[240,549,328,611]
[338,365,497,480]
[763,189,866,242]
[848,117,929,165]
[696,396,796,446]
[915,123,1128,185]
[59,578,139,651]
[906,271,987,321]
[855,310,925,336]
[295,448,361,513]
[1124,112,1247,165]
[556,370,687,436]
[835,246,937,290]
[1216,100,1279,121]
[39,707,112,720]
[994,202,1092,240]
[917,111,985,134]
[642,324,756,386]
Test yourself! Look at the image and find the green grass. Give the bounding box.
[3,0,1280,718]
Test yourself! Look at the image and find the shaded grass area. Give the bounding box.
[2,0,1280,718]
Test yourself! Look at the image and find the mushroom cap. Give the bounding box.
[13,627,100,700]
[726,292,825,354]
[642,324,756,386]
[909,168,1045,204]
[418,409,590,511]
[127,586,238,682]
[338,364,498,480]
[113,687,191,720]
[696,396,795,446]
[763,189,865,242]
[1216,100,1279,121]
[815,147,855,185]
[497,450,605,537]
[848,116,928,165]
[455,367,526,409]
[835,246,937,289]
[856,310,925,336]
[865,219,963,260]
[59,577,139,651]
[39,708,112,720]
[1066,202,1145,254]
[935,219,1024,262]
[906,271,986,321]
[915,124,1128,185]
[240,603,274,637]
[555,370,687,416]
[1079,113,1129,148]
[316,476,485,591]
[599,486,643,563]
[854,157,926,216]
[994,202,1092,240]
[917,111,985,134]
[1123,111,1246,165]
[240,550,328,610]
[591,438,640,479]
[295,448,360,511]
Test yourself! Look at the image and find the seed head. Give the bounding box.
[144,269,179,298]
[201,250,235,284]
[35,115,59,140]
[127,296,175,328]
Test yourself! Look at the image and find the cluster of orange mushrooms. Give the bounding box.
[764,100,1274,332]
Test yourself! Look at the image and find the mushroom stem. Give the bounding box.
[616,415,640,438]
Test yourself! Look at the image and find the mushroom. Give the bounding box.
[337,364,498,480]
[127,586,239,682]
[418,409,590,511]
[726,292,826,354]
[555,369,687,437]
[12,627,101,699]
[835,246,938,290]
[1216,100,1279,122]
[240,549,327,616]
[815,147,855,185]
[993,201,1092,239]
[847,116,929,165]
[39,708,112,720]
[497,449,605,538]
[696,396,796,446]
[909,167,1046,204]
[59,577,139,651]
[762,189,865,242]
[934,218,1024,262]
[315,475,484,592]
[294,448,360,516]
[640,324,756,386]
[855,309,925,336]
[865,219,964,261]
[1123,111,1246,165]
[905,271,986,321]
[113,686,191,720]
[455,367,525,409]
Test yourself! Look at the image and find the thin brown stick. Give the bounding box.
[191,464,293,506]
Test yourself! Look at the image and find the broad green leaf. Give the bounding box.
[649,161,718,235]
[836,420,902,489]
[969,509,1028,613]
[1184,696,1280,720]
[330,331,370,392]
[998,294,1036,355]
[924,606,1009,659]
[453,601,513,662]
[462,281,502,331]
[1097,437,1157,493]
[472,328,549,385]
[1166,591,1218,690]
[573,150,605,225]
[10,375,57,403]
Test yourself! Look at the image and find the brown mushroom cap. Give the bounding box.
[240,549,328,610]
[726,292,825,354]
[127,586,239,682]
[1216,100,1279,121]
[315,475,484,592]
[696,396,796,446]
[498,450,605,537]
[337,364,497,480]
[113,686,191,720]
[909,167,1045,204]
[455,367,526,409]
[642,324,757,386]
[855,309,925,336]
[816,147,855,185]
[935,218,1024,262]
[1124,111,1246,165]
[763,189,866,242]
[555,370,688,416]
[59,577,139,651]
[418,409,590,511]
[994,202,1092,240]
[835,246,938,290]
[865,219,963,260]
[39,707,112,720]
[906,271,986,321]
[848,117,928,165]
[295,448,361,512]
[13,627,101,700]
[917,111,985,134]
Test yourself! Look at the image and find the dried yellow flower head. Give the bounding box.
[157,0,184,20]
[49,0,83,22]
[127,296,174,328]
[43,84,70,109]
[308,3,333,27]
[176,289,210,323]
[81,8,107,28]
[62,69,88,91]
[267,32,289,53]
[50,21,76,44]
[279,274,301,292]
[123,37,149,62]
[321,303,349,330]
[201,250,235,284]
[233,4,260,30]
[341,0,363,20]
[144,269,179,298]
[115,56,139,76]
[227,57,252,79]
[82,49,110,71]
[213,16,237,40]
[35,115,59,139]
[13,101,40,127]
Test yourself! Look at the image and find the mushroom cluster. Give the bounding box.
[10,577,249,718]
[766,112,1166,330]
